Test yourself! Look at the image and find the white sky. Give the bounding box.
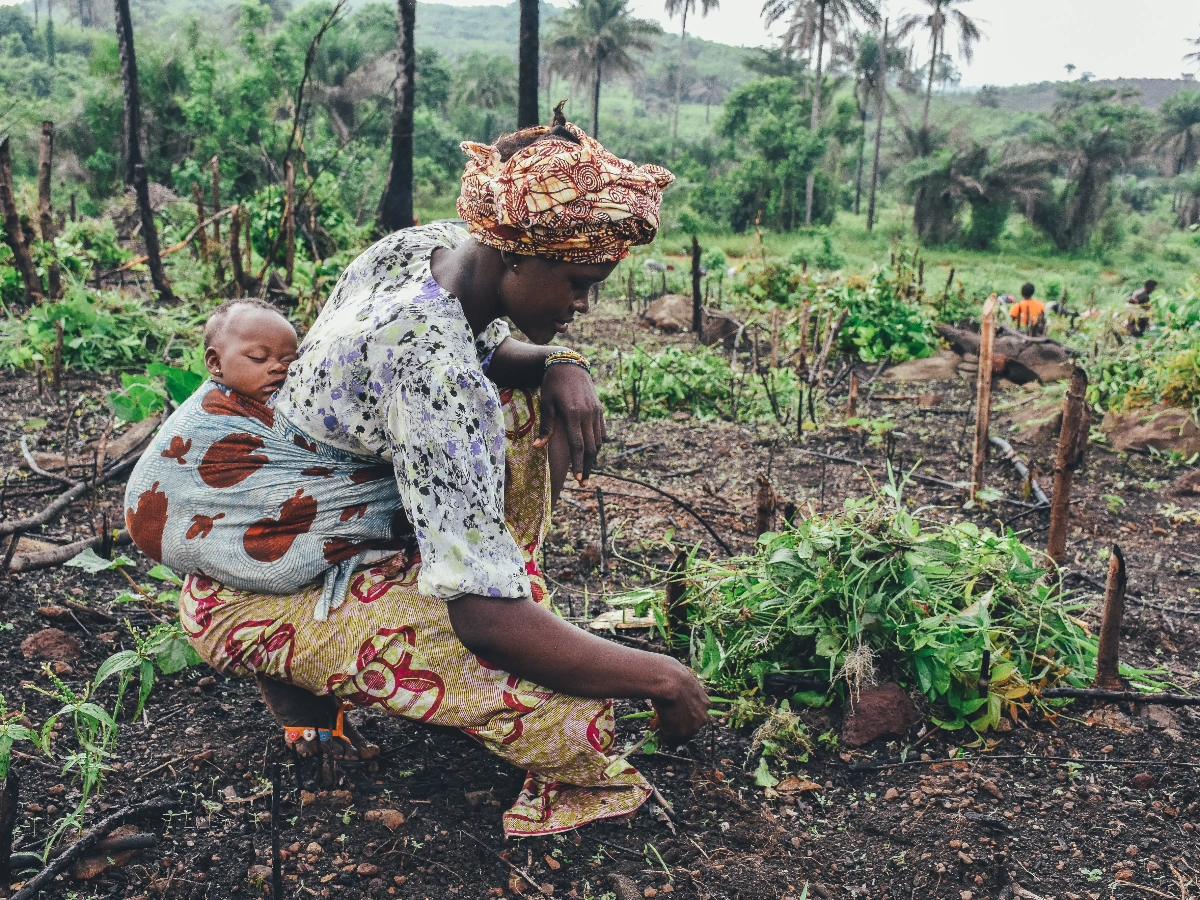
[430,0,1200,88]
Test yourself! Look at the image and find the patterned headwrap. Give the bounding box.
[457,112,675,264]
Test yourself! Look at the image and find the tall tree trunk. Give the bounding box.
[867,18,888,232]
[517,0,540,128]
[133,164,172,301]
[37,121,62,299]
[920,28,938,140]
[804,1,827,226]
[853,107,867,215]
[592,58,602,139]
[0,137,43,304]
[671,3,689,156]
[376,0,416,235]
[284,160,295,286]
[114,0,172,299]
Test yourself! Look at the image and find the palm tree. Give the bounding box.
[454,53,519,140]
[377,0,417,234]
[762,0,880,225]
[518,0,540,127]
[664,0,719,154]
[896,0,982,144]
[689,74,725,123]
[545,0,661,140]
[1159,90,1200,176]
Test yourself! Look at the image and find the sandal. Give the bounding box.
[283,701,352,748]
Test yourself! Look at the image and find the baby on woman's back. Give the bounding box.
[125,299,413,621]
[203,298,298,407]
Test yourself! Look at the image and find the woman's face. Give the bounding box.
[499,256,618,344]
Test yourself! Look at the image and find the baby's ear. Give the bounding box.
[204,346,223,377]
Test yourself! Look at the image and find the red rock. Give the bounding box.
[356,863,379,877]
[840,683,920,748]
[1132,772,1155,790]
[21,627,82,661]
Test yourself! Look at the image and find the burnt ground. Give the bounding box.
[0,300,1198,900]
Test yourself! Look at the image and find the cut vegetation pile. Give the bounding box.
[673,478,1098,733]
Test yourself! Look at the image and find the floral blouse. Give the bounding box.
[274,223,528,601]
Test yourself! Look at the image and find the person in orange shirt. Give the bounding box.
[1009,282,1046,335]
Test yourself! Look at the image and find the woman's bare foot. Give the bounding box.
[255,675,380,760]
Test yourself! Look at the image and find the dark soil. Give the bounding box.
[1,303,1198,900]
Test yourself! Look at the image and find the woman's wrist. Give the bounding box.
[543,348,591,375]
[643,654,694,704]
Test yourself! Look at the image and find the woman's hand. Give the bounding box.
[650,661,711,746]
[535,363,606,484]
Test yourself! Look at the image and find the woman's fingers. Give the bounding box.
[533,395,557,449]
[652,667,711,745]
[566,416,588,484]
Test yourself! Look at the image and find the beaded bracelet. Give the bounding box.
[544,348,592,374]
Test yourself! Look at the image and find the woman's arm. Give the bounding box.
[487,337,606,483]
[448,594,710,744]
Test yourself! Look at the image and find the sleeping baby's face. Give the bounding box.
[204,307,298,405]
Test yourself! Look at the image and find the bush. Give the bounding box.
[0,287,198,372]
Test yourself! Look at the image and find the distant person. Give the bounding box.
[1127,279,1157,337]
[1009,282,1046,336]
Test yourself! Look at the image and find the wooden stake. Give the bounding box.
[52,319,63,395]
[754,474,776,537]
[270,762,283,900]
[595,485,608,578]
[191,182,208,262]
[210,156,225,283]
[664,549,689,656]
[691,235,702,339]
[244,210,252,274]
[847,371,859,418]
[770,307,780,369]
[37,121,62,299]
[229,205,245,292]
[284,160,296,286]
[0,767,19,883]
[796,301,811,376]
[0,137,43,304]
[68,192,76,222]
[969,294,998,500]
[1046,366,1088,566]
[1093,544,1126,691]
[210,156,221,243]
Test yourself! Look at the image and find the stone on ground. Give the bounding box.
[840,682,920,747]
[20,627,82,661]
[878,350,962,382]
[644,294,692,332]
[1102,405,1200,457]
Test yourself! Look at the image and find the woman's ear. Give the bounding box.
[204,346,223,378]
[499,250,521,272]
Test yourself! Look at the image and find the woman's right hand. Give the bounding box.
[651,661,711,746]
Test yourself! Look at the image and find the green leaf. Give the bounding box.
[94,650,144,685]
[146,565,182,585]
[64,548,134,574]
[752,757,778,788]
[154,637,200,675]
[147,362,205,405]
[791,690,832,708]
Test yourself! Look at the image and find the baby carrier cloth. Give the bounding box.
[124,382,413,620]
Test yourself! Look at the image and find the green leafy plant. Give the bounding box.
[660,471,1098,732]
[33,669,120,858]
[0,287,196,373]
[0,693,37,780]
